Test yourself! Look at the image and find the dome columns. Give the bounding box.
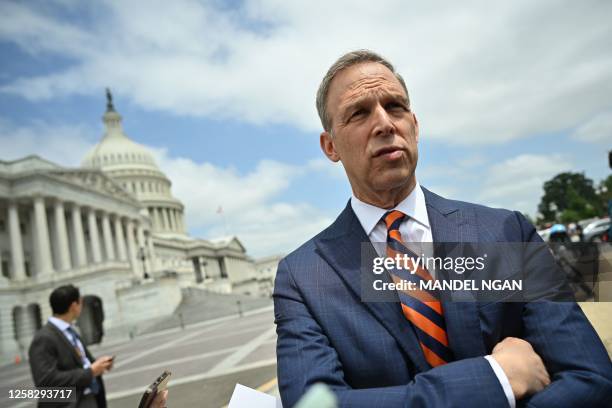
[146,206,185,234]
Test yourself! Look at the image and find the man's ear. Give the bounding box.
[413,113,419,143]
[70,300,80,314]
[320,131,340,162]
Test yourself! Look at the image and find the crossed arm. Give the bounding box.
[274,262,510,408]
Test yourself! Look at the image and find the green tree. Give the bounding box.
[537,172,600,223]
[597,174,612,213]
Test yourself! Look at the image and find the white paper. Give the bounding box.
[228,383,282,408]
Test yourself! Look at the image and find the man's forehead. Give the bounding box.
[332,62,399,93]
[329,62,405,110]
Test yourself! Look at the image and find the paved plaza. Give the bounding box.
[0,307,278,408]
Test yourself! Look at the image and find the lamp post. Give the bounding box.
[139,246,150,279]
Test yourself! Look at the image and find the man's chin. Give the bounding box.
[372,172,415,191]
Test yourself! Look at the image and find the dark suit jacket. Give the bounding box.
[28,322,107,408]
[274,188,612,407]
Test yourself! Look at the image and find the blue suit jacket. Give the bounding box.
[274,188,612,407]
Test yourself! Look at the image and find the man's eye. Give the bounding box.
[386,102,406,111]
[350,110,366,120]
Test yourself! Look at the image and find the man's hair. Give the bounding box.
[50,284,80,314]
[316,49,410,132]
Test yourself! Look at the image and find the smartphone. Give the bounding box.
[138,370,171,408]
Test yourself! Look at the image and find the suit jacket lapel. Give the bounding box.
[315,202,430,373]
[423,188,486,359]
[46,322,84,366]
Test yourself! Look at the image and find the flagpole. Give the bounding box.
[217,205,229,236]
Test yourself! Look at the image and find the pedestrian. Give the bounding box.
[28,284,113,407]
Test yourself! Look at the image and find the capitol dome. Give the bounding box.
[82,89,186,235]
[82,91,159,173]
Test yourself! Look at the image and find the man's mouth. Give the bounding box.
[373,146,404,160]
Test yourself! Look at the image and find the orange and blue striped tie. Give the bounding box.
[384,210,452,367]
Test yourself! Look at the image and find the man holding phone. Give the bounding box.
[29,284,114,408]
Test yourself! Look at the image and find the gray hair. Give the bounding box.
[316,49,410,132]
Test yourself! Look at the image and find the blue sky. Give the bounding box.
[0,0,610,256]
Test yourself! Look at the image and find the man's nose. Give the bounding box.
[372,105,394,137]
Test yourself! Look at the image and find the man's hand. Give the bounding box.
[492,337,551,400]
[151,390,168,408]
[91,356,114,377]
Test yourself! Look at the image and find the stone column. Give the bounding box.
[162,208,170,232]
[136,223,145,250]
[87,208,102,263]
[33,196,54,275]
[167,209,174,232]
[165,208,172,231]
[146,231,157,272]
[178,211,185,233]
[164,209,171,231]
[71,205,87,267]
[172,209,178,231]
[151,208,156,230]
[174,210,181,233]
[137,223,151,273]
[153,208,162,231]
[114,216,128,261]
[126,220,139,275]
[101,213,115,261]
[157,208,164,231]
[151,208,157,230]
[147,207,155,230]
[53,201,71,271]
[8,202,26,280]
[172,210,180,232]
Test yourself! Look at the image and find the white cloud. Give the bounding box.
[0,118,95,166]
[206,202,332,257]
[306,158,346,180]
[1,0,611,144]
[571,111,612,143]
[477,153,572,215]
[152,148,333,256]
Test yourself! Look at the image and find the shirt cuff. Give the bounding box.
[484,355,516,408]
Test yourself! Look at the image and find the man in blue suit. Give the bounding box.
[273,50,612,407]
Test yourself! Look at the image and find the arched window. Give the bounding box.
[1,251,10,279]
[12,306,23,341]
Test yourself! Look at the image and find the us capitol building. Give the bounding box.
[0,91,280,364]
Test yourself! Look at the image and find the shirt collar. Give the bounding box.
[350,181,430,236]
[48,316,72,332]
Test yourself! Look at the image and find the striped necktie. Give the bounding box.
[384,210,452,367]
[66,327,100,395]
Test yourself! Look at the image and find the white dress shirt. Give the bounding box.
[48,316,94,394]
[350,182,515,408]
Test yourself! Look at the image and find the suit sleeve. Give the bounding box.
[274,258,510,408]
[28,333,94,388]
[513,212,612,407]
